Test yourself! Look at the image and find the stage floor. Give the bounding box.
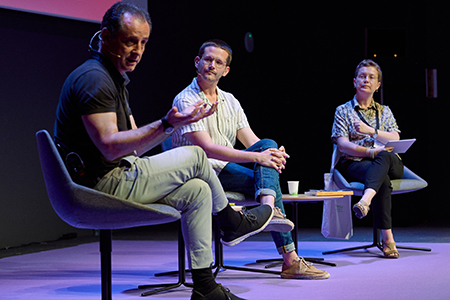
[1,226,449,300]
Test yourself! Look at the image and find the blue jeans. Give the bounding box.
[218,139,295,254]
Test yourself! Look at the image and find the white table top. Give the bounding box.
[282,193,350,202]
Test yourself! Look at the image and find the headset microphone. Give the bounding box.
[107,50,121,58]
[89,31,101,52]
[88,30,121,58]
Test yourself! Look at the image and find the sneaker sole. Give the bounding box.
[221,208,274,247]
[281,273,330,280]
[263,219,295,232]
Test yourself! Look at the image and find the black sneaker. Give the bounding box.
[221,204,273,247]
[191,284,246,300]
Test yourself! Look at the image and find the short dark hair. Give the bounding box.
[198,39,233,66]
[354,59,382,82]
[101,1,151,38]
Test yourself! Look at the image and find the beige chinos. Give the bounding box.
[94,145,228,269]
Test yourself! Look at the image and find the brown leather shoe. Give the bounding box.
[281,257,330,279]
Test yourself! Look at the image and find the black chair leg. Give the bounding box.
[139,222,193,296]
[253,202,337,267]
[255,257,335,268]
[323,224,431,255]
[99,230,112,300]
[155,220,282,279]
[322,225,381,255]
[211,220,281,276]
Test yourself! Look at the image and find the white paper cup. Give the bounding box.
[287,181,299,195]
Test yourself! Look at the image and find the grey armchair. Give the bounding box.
[323,145,431,255]
[36,130,185,299]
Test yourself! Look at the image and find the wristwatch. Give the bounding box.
[161,117,174,135]
[373,128,378,139]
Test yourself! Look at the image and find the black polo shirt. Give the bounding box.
[54,50,132,186]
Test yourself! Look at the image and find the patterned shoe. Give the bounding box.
[263,207,295,232]
[353,200,370,219]
[281,257,330,279]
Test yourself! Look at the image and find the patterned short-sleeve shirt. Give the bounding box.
[172,78,250,175]
[331,96,400,161]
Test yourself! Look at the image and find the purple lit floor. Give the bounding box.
[1,226,450,300]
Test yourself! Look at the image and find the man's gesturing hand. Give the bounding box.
[166,101,218,128]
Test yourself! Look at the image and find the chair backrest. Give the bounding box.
[331,144,427,196]
[161,136,173,152]
[36,130,181,230]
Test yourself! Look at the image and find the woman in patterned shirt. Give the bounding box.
[331,59,403,258]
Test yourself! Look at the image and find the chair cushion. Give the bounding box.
[333,167,427,196]
[37,130,181,230]
[391,179,428,194]
[225,191,258,206]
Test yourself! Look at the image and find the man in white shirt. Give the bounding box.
[172,39,330,280]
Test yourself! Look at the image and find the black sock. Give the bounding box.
[191,267,218,295]
[213,204,242,232]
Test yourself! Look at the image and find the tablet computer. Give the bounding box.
[385,139,416,153]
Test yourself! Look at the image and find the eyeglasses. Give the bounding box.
[356,74,378,81]
[201,55,227,68]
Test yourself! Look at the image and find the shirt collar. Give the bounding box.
[191,78,224,105]
[352,95,377,110]
[90,49,130,87]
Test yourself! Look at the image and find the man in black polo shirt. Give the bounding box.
[53,2,272,300]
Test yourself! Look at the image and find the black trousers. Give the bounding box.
[337,151,404,229]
